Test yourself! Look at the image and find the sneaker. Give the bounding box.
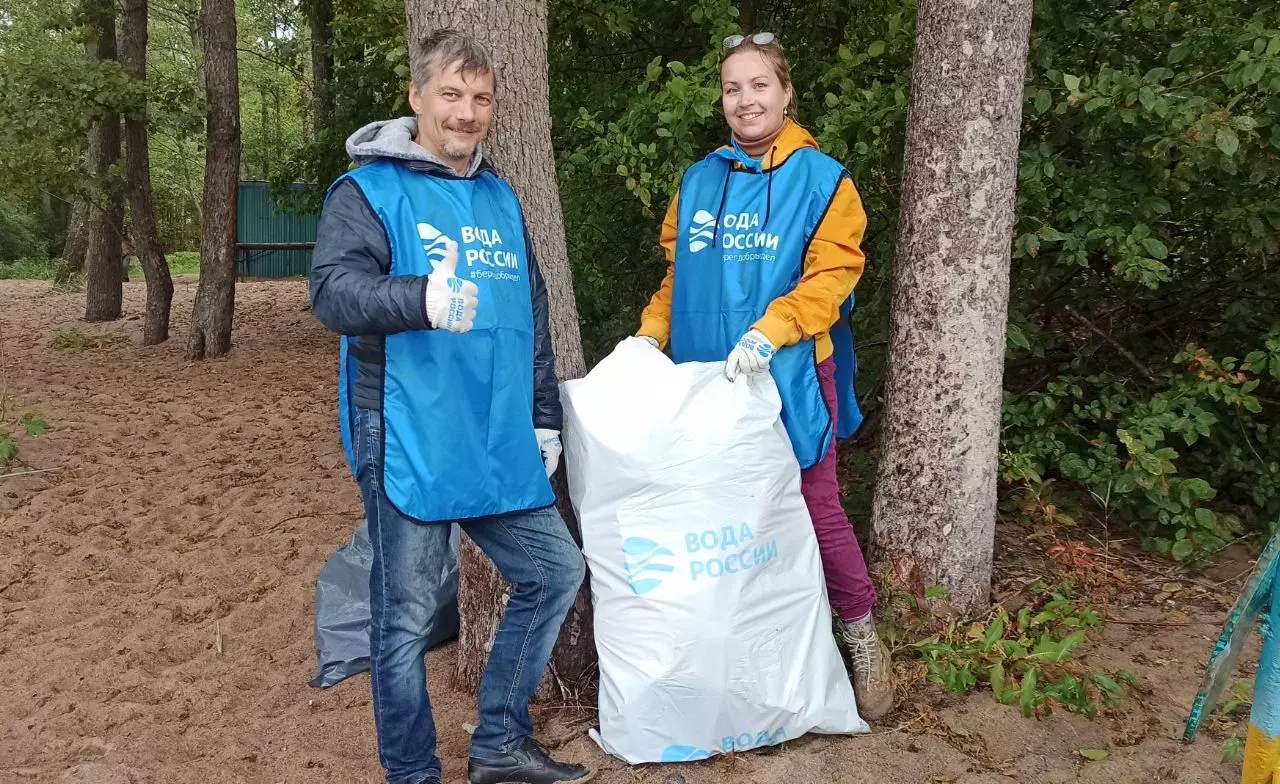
[468,737,592,784]
[837,616,895,721]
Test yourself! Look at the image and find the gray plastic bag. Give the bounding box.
[310,520,461,688]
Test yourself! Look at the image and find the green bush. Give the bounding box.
[0,196,48,262]
[1001,336,1280,559]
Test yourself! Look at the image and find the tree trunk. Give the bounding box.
[869,0,1033,617]
[187,0,240,360]
[121,0,174,346]
[83,0,124,322]
[55,200,90,284]
[738,0,757,38]
[309,0,334,128]
[403,0,593,701]
[260,85,270,179]
[307,0,342,185]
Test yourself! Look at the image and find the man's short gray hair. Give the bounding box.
[409,29,495,90]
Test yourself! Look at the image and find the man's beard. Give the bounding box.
[442,139,477,160]
[442,124,480,162]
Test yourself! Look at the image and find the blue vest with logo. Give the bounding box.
[331,160,554,523]
[670,142,863,470]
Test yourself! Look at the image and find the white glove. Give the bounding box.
[535,428,562,477]
[638,336,659,349]
[424,240,478,332]
[725,329,775,381]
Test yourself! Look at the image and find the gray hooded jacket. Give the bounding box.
[309,117,562,431]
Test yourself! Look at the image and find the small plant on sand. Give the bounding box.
[0,411,46,465]
[896,583,1136,719]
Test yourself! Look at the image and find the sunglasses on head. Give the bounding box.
[722,32,777,50]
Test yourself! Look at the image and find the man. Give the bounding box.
[309,28,591,784]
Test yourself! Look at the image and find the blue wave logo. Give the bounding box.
[688,209,717,253]
[660,745,712,762]
[622,536,675,595]
[417,222,452,266]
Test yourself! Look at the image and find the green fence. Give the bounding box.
[236,181,320,278]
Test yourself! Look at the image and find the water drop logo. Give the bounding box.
[688,210,717,253]
[622,536,675,595]
[660,745,712,762]
[417,222,453,266]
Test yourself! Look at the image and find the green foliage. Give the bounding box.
[21,414,48,437]
[1222,735,1244,764]
[0,410,47,466]
[995,3,1280,550]
[0,252,200,280]
[1002,335,1280,558]
[0,193,49,261]
[0,259,59,280]
[1218,680,1253,717]
[274,0,409,208]
[164,251,201,276]
[910,583,1136,719]
[0,0,312,256]
[49,330,104,352]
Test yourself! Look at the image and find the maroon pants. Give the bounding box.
[800,359,877,622]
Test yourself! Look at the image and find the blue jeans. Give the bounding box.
[352,406,586,784]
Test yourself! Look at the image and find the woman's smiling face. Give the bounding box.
[721,49,791,145]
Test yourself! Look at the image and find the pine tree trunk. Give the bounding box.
[83,0,123,322]
[870,0,1033,617]
[403,0,593,700]
[309,0,334,128]
[55,200,90,284]
[308,0,340,185]
[187,0,240,360]
[121,0,174,346]
[738,0,757,38]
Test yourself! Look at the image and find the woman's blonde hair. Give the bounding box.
[721,34,798,119]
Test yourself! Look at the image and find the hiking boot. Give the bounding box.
[837,616,895,721]
[468,737,592,784]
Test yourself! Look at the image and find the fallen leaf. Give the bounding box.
[1079,748,1110,761]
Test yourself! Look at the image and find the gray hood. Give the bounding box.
[344,117,486,177]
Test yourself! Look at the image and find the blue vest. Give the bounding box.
[670,143,863,470]
[332,161,554,523]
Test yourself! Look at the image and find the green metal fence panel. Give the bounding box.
[236,181,320,278]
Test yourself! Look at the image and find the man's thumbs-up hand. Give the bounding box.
[424,240,478,333]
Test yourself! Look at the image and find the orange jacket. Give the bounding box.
[637,120,868,363]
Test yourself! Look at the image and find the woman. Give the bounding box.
[635,32,893,720]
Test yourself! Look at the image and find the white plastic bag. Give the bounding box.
[560,338,869,765]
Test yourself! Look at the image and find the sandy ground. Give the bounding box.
[0,277,1262,783]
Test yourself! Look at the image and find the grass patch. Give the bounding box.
[49,330,121,353]
[0,252,201,281]
[164,251,201,275]
[0,258,57,280]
